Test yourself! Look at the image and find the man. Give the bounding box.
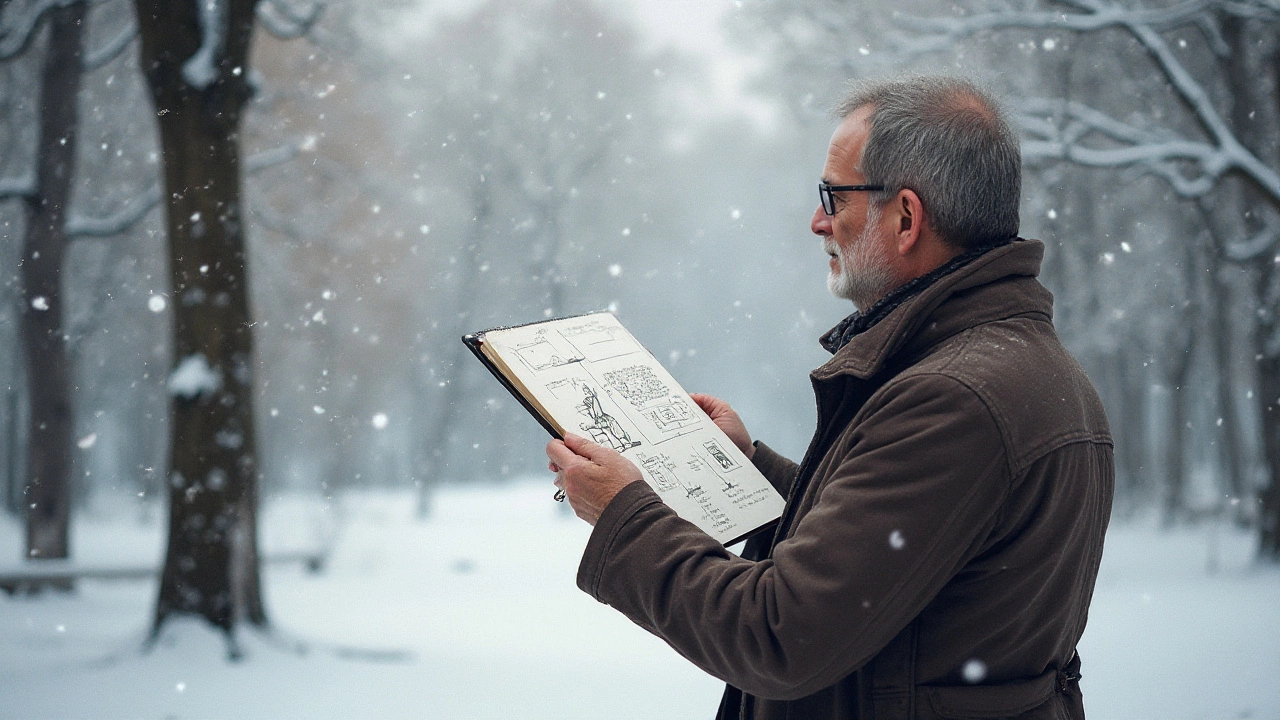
[547,76,1114,720]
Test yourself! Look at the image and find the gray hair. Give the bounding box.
[835,76,1021,250]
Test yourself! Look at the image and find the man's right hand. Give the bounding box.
[690,393,754,460]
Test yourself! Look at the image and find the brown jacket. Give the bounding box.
[577,240,1114,720]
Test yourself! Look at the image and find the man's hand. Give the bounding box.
[690,393,754,460]
[546,433,643,525]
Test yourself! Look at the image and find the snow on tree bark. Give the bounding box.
[134,0,267,640]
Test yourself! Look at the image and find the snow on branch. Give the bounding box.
[0,172,36,200]
[0,0,79,60]
[1225,215,1280,261]
[67,139,306,238]
[168,353,222,399]
[896,0,1216,54]
[256,0,323,41]
[65,181,162,236]
[1015,96,1280,199]
[244,139,302,172]
[83,19,136,70]
[182,0,227,90]
[898,0,1280,205]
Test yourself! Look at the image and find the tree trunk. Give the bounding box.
[1161,344,1194,528]
[134,0,267,643]
[21,1,86,567]
[1257,341,1280,559]
[1220,13,1280,559]
[417,191,492,517]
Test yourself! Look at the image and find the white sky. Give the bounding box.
[617,0,777,128]
[388,0,777,130]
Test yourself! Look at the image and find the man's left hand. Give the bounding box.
[546,433,643,525]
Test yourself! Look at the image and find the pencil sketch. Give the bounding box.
[686,454,738,492]
[478,311,785,544]
[576,385,640,452]
[604,365,669,406]
[604,365,700,439]
[511,329,585,372]
[702,439,740,472]
[561,320,638,362]
[638,452,680,492]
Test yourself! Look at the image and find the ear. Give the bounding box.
[888,188,926,256]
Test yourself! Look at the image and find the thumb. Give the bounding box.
[563,432,621,464]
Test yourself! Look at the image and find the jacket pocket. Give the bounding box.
[919,668,1066,720]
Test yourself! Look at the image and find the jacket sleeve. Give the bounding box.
[750,441,799,497]
[576,372,1010,700]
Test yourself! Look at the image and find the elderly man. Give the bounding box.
[547,76,1113,720]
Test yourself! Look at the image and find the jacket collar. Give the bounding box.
[814,238,1050,381]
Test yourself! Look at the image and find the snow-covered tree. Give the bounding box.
[134,0,319,650]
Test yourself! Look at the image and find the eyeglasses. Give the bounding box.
[819,181,885,216]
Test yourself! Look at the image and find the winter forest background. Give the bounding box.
[1,0,1279,718]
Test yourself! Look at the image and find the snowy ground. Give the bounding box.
[1,480,1278,720]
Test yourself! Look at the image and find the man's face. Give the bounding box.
[811,106,899,310]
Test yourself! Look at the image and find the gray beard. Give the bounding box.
[827,205,897,310]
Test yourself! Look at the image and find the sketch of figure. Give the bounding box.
[578,385,640,452]
[688,454,736,492]
[703,440,739,471]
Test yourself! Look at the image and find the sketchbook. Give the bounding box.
[463,312,785,546]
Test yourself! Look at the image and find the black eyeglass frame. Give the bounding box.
[819,181,886,216]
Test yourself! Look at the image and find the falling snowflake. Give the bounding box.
[962,658,987,683]
[372,413,389,429]
[608,264,622,277]
[31,296,49,311]
[889,530,906,549]
[77,433,98,450]
[148,295,167,313]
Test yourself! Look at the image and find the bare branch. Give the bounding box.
[82,19,135,69]
[256,0,323,41]
[67,139,306,238]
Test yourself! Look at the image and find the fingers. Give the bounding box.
[562,433,618,464]
[546,439,580,468]
[691,392,730,419]
[690,392,717,414]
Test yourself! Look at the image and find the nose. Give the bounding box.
[811,204,832,237]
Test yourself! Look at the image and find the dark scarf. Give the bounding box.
[819,238,1016,354]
